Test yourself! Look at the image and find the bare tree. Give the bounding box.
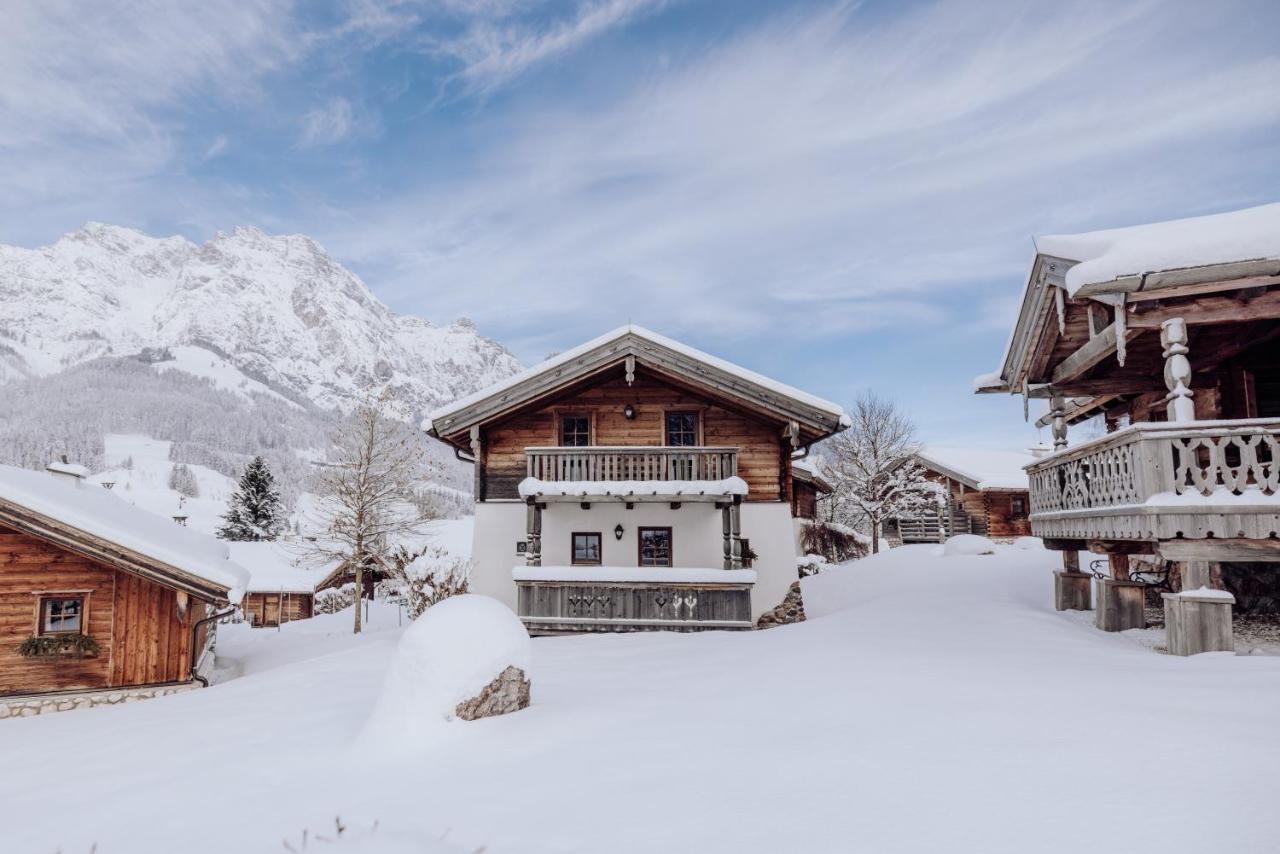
[305,387,435,633]
[821,392,935,554]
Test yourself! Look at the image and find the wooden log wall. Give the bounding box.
[241,591,314,627]
[984,491,1032,539]
[484,372,786,501]
[792,480,819,519]
[0,522,203,696]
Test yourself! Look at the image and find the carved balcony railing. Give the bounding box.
[515,577,754,633]
[1026,419,1280,541]
[525,446,739,483]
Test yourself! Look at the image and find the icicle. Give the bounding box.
[1054,286,1066,335]
[1022,378,1030,423]
[1114,301,1127,367]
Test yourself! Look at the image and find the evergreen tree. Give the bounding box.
[217,456,285,541]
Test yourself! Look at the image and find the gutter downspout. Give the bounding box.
[454,446,476,464]
[190,606,237,687]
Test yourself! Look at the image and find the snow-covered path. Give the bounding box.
[2,545,1278,853]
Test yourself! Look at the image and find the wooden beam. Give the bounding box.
[1128,288,1280,329]
[1157,538,1280,563]
[1123,274,1280,303]
[1051,323,1142,385]
[1087,540,1154,555]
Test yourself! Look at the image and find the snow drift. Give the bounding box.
[356,595,531,756]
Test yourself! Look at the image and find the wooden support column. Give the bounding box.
[1050,395,1068,450]
[1054,550,1092,611]
[1161,317,1195,422]
[525,500,542,567]
[721,502,733,570]
[469,426,484,501]
[1164,563,1235,655]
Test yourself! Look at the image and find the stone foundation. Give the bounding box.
[0,682,197,720]
[455,666,531,721]
[1095,579,1146,631]
[1054,571,1093,611]
[756,581,806,629]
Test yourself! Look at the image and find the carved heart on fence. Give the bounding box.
[654,594,668,607]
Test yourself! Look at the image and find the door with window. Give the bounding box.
[665,411,700,478]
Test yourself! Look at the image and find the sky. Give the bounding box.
[3,0,1280,448]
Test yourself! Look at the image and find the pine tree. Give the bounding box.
[217,456,285,541]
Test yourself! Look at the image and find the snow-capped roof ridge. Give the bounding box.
[430,323,846,426]
[917,446,1033,491]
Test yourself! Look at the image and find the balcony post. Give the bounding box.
[1054,550,1092,611]
[730,498,743,570]
[1050,396,1068,450]
[1165,561,1234,655]
[525,500,542,567]
[1161,317,1195,422]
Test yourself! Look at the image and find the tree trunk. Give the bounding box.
[870,519,880,554]
[353,533,364,634]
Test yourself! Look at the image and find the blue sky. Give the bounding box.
[4,0,1280,448]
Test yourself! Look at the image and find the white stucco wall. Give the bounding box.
[469,500,801,620]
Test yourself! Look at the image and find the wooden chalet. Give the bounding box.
[977,202,1280,654]
[227,542,318,628]
[0,462,247,704]
[427,325,849,632]
[790,458,831,521]
[893,447,1036,543]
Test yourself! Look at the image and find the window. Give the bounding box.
[561,414,591,447]
[638,527,673,567]
[40,596,85,635]
[1011,497,1027,518]
[572,532,603,565]
[665,411,699,447]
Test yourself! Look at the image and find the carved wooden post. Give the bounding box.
[722,503,733,570]
[729,498,743,570]
[1050,396,1068,450]
[1161,317,1195,422]
[525,500,542,567]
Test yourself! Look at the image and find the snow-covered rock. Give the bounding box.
[1012,536,1044,551]
[357,595,530,755]
[941,534,997,556]
[0,223,522,413]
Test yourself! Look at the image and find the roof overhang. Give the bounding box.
[428,327,847,447]
[0,499,233,604]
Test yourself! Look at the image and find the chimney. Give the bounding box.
[47,454,89,487]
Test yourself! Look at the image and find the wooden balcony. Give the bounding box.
[525,446,739,483]
[514,572,754,633]
[1027,419,1280,542]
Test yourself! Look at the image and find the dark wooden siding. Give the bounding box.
[482,371,786,501]
[0,523,203,696]
[241,591,313,627]
[792,480,819,519]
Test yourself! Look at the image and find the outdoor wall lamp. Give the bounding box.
[623,403,636,420]
[614,523,625,540]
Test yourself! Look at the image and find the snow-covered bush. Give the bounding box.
[356,595,531,756]
[942,534,997,556]
[1013,536,1044,551]
[797,553,829,578]
[381,545,471,619]
[315,584,356,615]
[800,520,870,564]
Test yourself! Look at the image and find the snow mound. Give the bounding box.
[942,534,997,556]
[357,595,531,755]
[1012,536,1044,551]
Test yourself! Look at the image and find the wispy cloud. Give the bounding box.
[299,97,358,147]
[203,134,231,161]
[329,0,1280,358]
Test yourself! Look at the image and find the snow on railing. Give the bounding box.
[525,446,739,482]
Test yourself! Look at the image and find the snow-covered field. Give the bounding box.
[2,545,1278,853]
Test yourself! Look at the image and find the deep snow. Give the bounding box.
[1,545,1277,853]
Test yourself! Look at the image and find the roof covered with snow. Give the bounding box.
[0,464,249,601]
[1038,202,1280,297]
[226,541,323,594]
[427,325,848,444]
[916,447,1033,491]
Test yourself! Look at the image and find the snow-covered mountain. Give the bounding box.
[0,223,521,413]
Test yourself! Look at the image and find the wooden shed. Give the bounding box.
[0,463,247,702]
[226,541,319,628]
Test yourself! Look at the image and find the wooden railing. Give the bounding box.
[525,446,739,482]
[516,579,753,633]
[1026,419,1280,540]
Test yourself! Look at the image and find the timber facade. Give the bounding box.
[429,326,848,632]
[240,590,313,628]
[977,204,1280,654]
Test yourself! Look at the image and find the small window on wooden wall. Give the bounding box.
[665,411,699,447]
[560,414,592,447]
[1010,497,1027,518]
[638,527,673,567]
[572,532,602,565]
[39,595,85,635]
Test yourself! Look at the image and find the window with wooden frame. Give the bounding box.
[559,413,592,447]
[664,411,700,447]
[1010,496,1027,518]
[572,532,603,565]
[638,527,673,567]
[38,594,86,635]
